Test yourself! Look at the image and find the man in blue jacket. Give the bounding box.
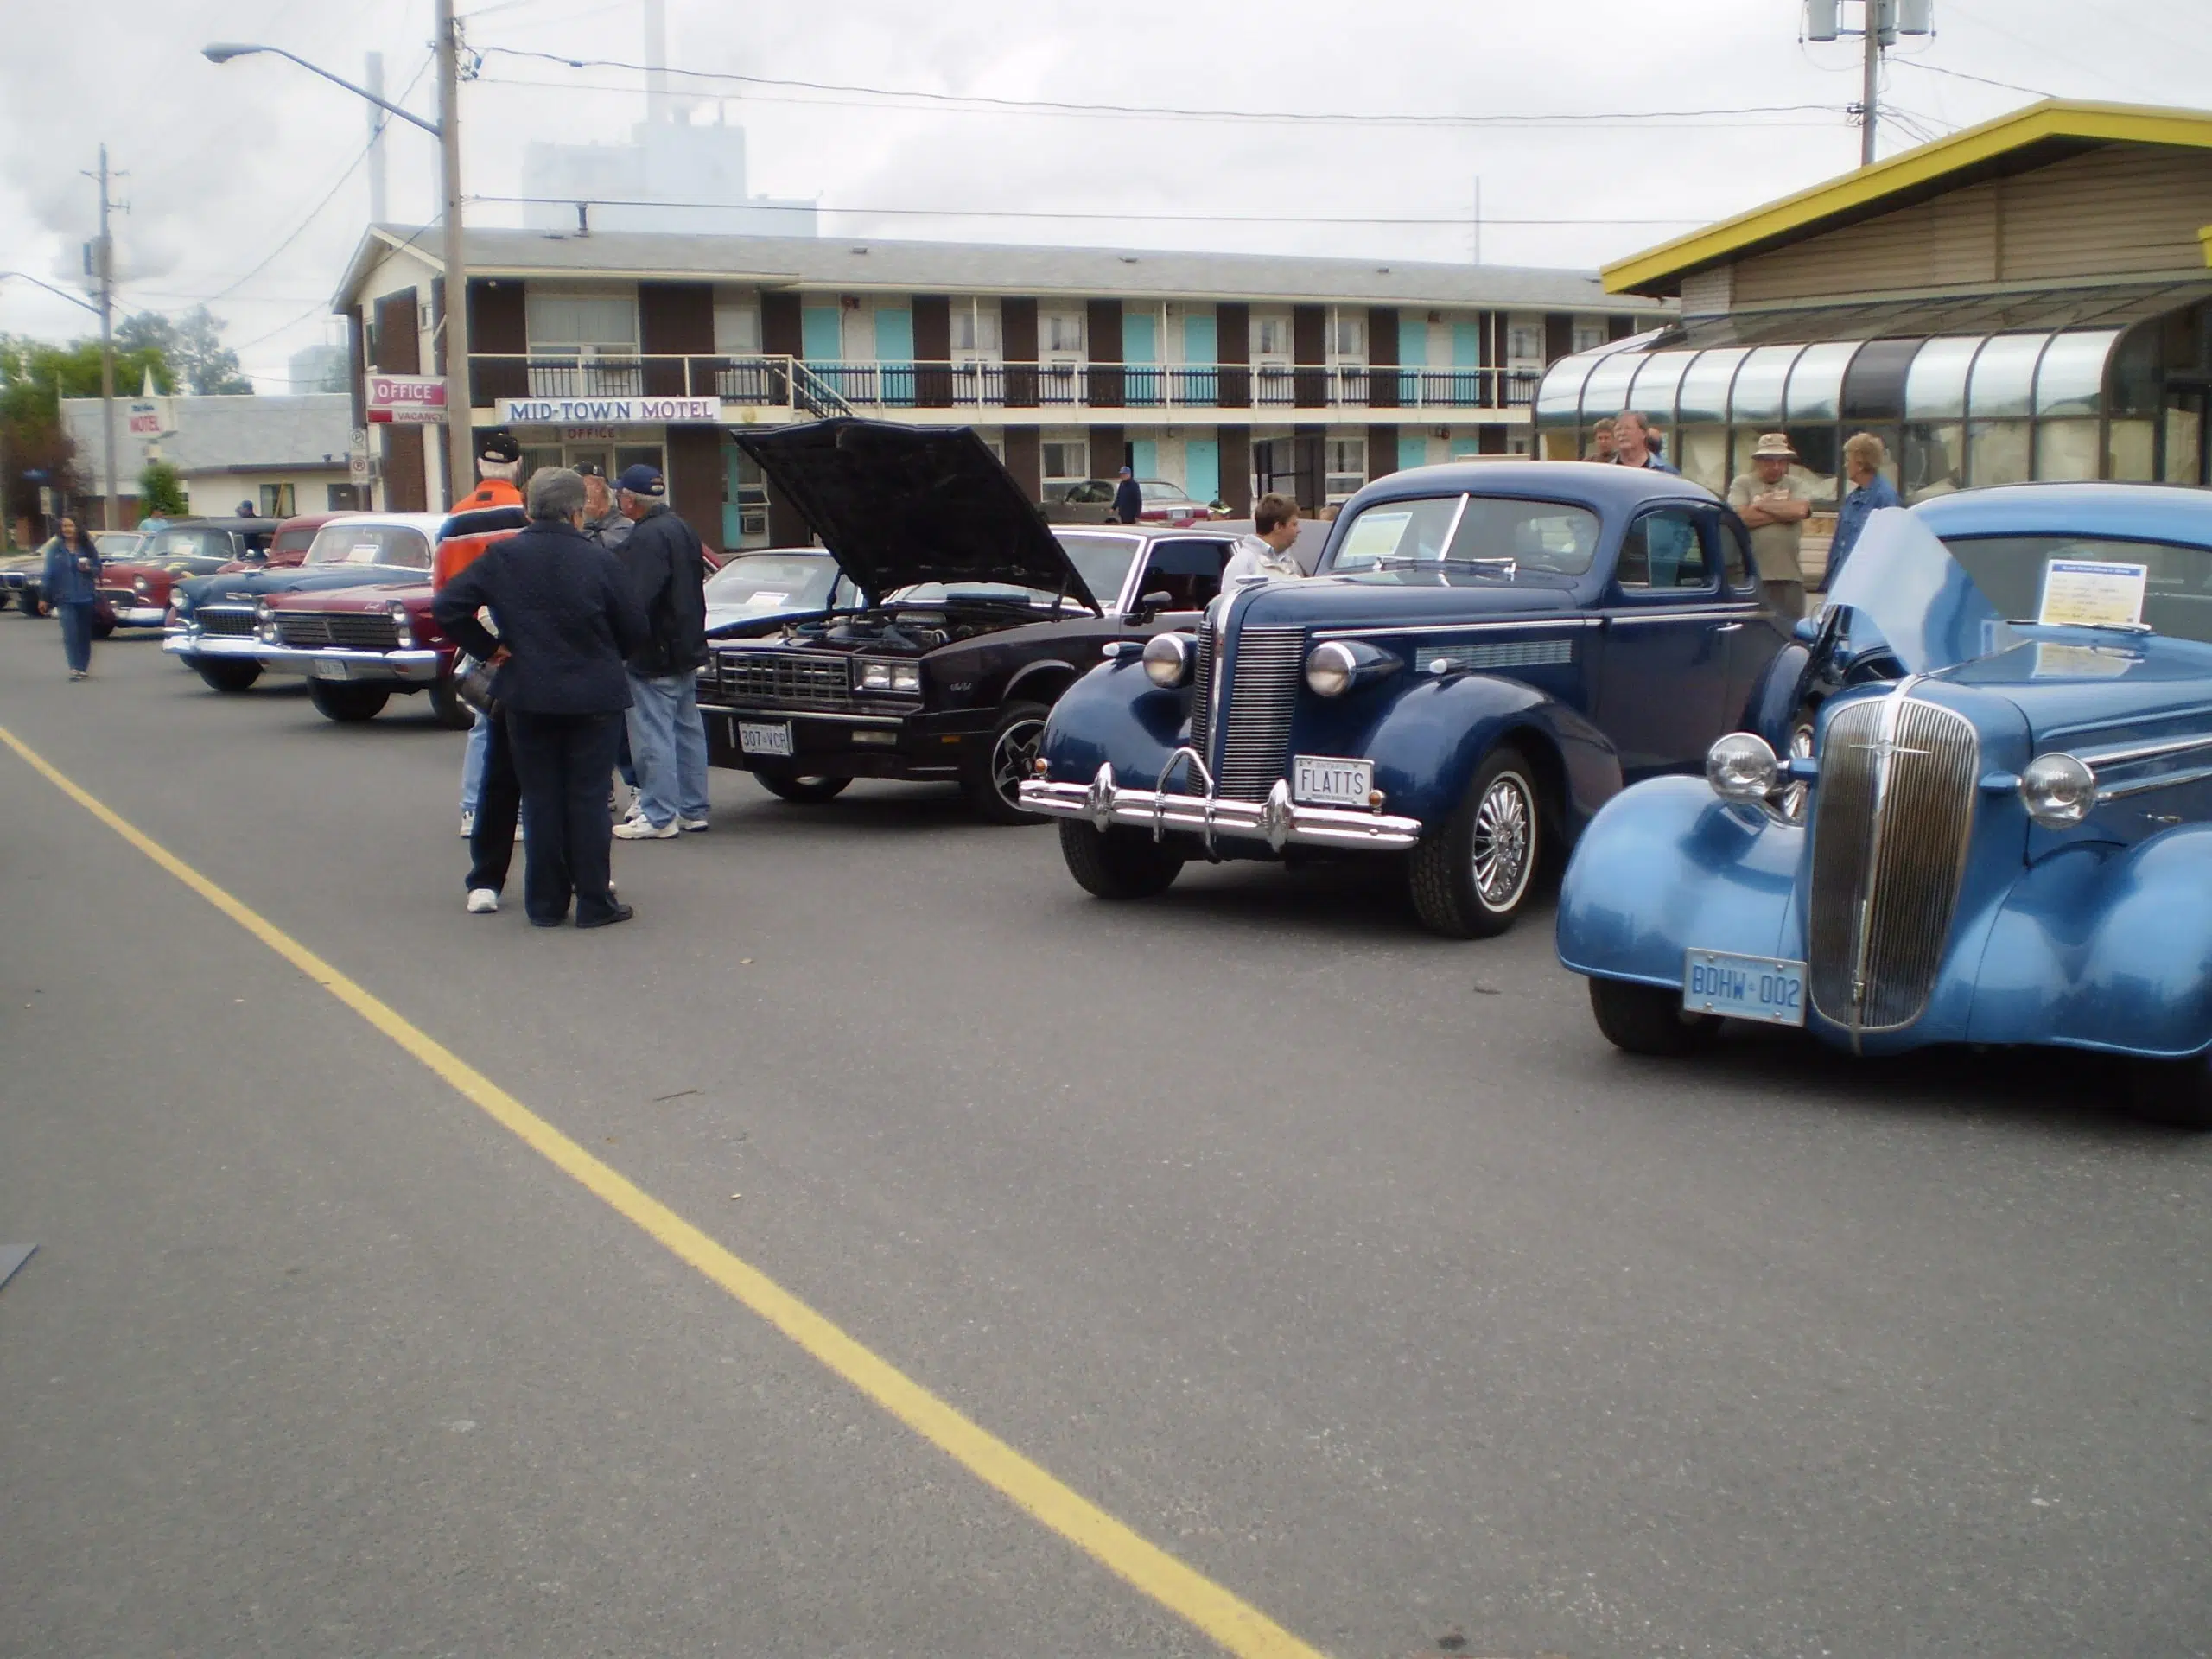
[609,464,712,842]
[1818,430,1902,596]
[432,468,649,929]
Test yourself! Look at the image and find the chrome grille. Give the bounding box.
[1807,696,1979,1033]
[714,649,858,712]
[1214,625,1306,802]
[275,611,400,650]
[1186,620,1215,762]
[194,607,257,638]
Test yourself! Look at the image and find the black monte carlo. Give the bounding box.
[699,419,1243,822]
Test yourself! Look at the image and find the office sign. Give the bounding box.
[497,396,719,425]
[366,374,447,424]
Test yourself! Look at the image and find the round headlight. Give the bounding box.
[133,575,150,594]
[2019,752,2095,828]
[1141,632,1192,688]
[1706,732,1780,803]
[1305,640,1357,697]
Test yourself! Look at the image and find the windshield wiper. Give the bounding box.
[2006,617,2152,633]
[1373,555,1519,578]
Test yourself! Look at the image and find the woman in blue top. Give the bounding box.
[41,515,103,680]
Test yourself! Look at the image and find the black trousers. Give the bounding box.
[465,708,523,895]
[504,709,625,925]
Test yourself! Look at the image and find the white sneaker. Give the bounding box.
[466,888,499,914]
[678,816,709,832]
[459,810,475,838]
[613,816,680,840]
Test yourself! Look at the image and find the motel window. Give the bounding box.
[953,303,1002,355]
[1573,320,1608,354]
[1331,315,1366,359]
[526,291,640,358]
[1324,436,1366,503]
[1043,313,1084,355]
[1508,324,1544,364]
[259,483,296,518]
[714,303,762,354]
[1042,441,1090,480]
[1255,316,1292,358]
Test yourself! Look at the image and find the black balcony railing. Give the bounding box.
[464,354,1540,415]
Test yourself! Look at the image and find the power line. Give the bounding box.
[470,193,1712,228]
[1885,57,2056,99]
[473,48,1845,129]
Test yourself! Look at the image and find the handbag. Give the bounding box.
[452,652,499,715]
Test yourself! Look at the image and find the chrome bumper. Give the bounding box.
[254,645,444,683]
[164,632,264,659]
[1020,753,1424,853]
[109,605,167,627]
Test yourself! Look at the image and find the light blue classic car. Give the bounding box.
[1557,482,2212,1127]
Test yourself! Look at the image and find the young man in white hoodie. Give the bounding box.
[1220,492,1305,598]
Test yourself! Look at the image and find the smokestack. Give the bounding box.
[643,0,671,125]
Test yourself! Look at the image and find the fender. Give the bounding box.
[1557,776,1803,987]
[1747,639,1813,747]
[1967,826,2212,1058]
[1037,657,1188,789]
[1347,674,1622,835]
[1002,657,1084,708]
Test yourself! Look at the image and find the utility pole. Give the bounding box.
[365,52,389,224]
[91,145,121,533]
[435,0,473,510]
[1860,9,1882,167]
[1803,1,1933,168]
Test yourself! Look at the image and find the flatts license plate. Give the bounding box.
[1292,754,1372,808]
[311,657,350,680]
[738,720,794,758]
[1683,949,1807,1026]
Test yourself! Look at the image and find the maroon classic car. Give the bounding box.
[253,536,512,727]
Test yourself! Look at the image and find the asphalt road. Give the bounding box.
[3,616,2210,1659]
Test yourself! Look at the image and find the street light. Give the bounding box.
[202,4,474,510]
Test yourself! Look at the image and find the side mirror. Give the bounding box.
[1791,613,1823,643]
[1127,588,1174,622]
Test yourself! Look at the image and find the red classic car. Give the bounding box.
[94,518,279,635]
[253,531,516,728]
[217,512,338,574]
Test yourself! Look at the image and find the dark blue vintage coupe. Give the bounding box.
[1557,483,2212,1128]
[1021,461,1790,935]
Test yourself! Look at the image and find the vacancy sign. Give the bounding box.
[367,374,447,424]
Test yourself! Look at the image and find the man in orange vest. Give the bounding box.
[448,429,531,838]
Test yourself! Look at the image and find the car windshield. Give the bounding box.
[95,532,143,557]
[138,527,232,562]
[306,524,430,569]
[706,555,840,613]
[1052,531,1141,605]
[270,527,320,557]
[1136,480,1198,505]
[1937,532,2212,645]
[1328,494,1600,582]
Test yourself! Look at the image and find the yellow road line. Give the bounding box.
[0,721,1327,1659]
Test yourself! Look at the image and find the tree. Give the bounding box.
[122,307,251,396]
[1,330,177,524]
[138,459,188,518]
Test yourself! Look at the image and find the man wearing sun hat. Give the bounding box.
[1727,431,1814,618]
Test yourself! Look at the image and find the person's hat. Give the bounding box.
[574,461,606,479]
[616,463,665,498]
[1117,464,1133,477]
[1751,431,1796,459]
[478,428,522,464]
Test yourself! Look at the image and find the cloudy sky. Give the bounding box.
[0,0,2202,387]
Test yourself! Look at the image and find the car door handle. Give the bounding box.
[1713,621,1745,632]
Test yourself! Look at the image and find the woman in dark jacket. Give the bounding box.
[41,515,103,680]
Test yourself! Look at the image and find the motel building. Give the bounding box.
[333,225,1666,551]
[1537,99,2212,558]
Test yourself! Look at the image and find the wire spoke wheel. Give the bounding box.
[1470,771,1535,911]
[1778,715,1816,823]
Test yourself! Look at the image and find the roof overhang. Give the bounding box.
[1604,100,2212,298]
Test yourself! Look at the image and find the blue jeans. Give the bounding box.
[58,601,94,673]
[460,709,491,813]
[625,671,709,828]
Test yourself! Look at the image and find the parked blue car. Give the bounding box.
[1021,461,1790,935]
[1557,482,2212,1127]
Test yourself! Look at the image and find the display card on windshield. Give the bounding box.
[2037,558,2148,629]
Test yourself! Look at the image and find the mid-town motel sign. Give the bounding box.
[496,396,718,424]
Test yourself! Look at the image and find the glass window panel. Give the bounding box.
[1901,422,1965,502]
[2035,420,2101,480]
[1534,352,1598,423]
[1789,426,1840,505]
[1967,417,2032,486]
[2167,404,2205,486]
[2034,328,2120,416]
[2107,419,2157,480]
[1783,341,1858,421]
[1627,351,1694,425]
[1579,353,1643,425]
[1904,335,1982,420]
[1726,345,1804,424]
[1840,337,1923,421]
[1967,334,2044,419]
[1675,347,1749,423]
[1675,425,1728,494]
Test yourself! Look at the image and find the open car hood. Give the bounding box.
[1825,507,2021,675]
[732,420,1097,610]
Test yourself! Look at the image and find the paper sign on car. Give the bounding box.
[2038,559,2147,629]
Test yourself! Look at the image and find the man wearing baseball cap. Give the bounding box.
[1726,431,1813,618]
[441,428,531,840]
[610,463,713,840]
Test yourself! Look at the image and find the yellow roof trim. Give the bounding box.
[2200,224,2212,267]
[1603,99,2212,296]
